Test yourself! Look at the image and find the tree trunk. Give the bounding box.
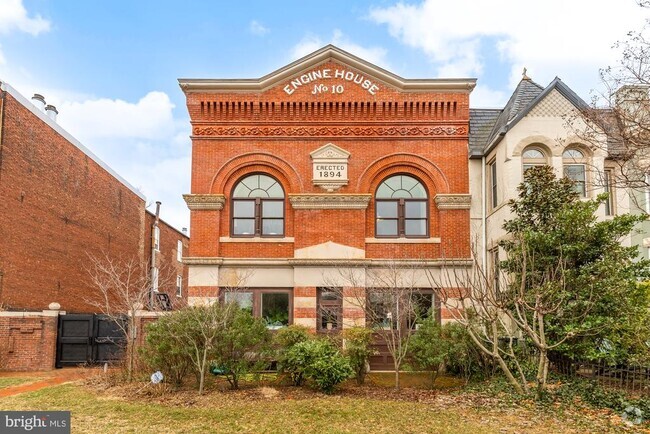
[394,364,400,390]
[495,354,524,394]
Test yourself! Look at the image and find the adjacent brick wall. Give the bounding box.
[144,212,189,309]
[0,311,59,371]
[0,90,146,313]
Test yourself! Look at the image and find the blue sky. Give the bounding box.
[1,0,648,230]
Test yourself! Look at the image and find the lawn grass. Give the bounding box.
[1,383,497,434]
[0,371,640,433]
[0,377,36,389]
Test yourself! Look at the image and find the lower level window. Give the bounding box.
[317,288,342,332]
[367,289,436,330]
[223,289,291,329]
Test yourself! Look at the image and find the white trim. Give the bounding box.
[0,81,146,200]
[645,174,650,214]
[219,236,295,243]
[178,45,476,94]
[176,274,183,297]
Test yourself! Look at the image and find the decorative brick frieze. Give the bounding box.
[192,125,468,138]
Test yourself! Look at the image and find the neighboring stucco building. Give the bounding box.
[180,45,475,342]
[469,74,647,272]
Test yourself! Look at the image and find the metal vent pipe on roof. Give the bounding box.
[45,104,58,122]
[32,94,46,112]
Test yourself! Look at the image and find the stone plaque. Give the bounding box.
[310,143,350,192]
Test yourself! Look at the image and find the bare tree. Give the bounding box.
[429,246,530,394]
[86,253,174,382]
[567,2,650,208]
[324,260,432,390]
[175,268,254,394]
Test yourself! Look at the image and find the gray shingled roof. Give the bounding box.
[470,77,590,158]
[485,79,545,147]
[469,109,501,158]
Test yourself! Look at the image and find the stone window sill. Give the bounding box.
[219,237,295,243]
[365,237,441,244]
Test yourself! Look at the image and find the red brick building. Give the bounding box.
[180,46,474,332]
[145,209,189,310]
[0,81,188,313]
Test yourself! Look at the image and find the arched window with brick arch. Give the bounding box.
[231,173,285,237]
[375,174,428,238]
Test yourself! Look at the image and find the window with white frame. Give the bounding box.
[488,159,498,209]
[177,240,183,262]
[176,275,182,297]
[491,247,500,296]
[645,173,650,214]
[522,146,547,172]
[604,169,614,216]
[153,226,160,251]
[152,267,159,292]
[562,148,587,197]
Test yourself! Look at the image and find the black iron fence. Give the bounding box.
[549,356,650,396]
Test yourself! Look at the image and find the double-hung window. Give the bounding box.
[563,148,587,197]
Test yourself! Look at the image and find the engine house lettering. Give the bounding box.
[283,68,379,95]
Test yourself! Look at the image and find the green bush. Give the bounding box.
[275,325,314,385]
[139,312,194,387]
[214,308,271,390]
[342,327,375,385]
[284,339,353,393]
[409,319,488,384]
[273,325,312,349]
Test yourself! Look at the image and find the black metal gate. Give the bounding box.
[55,314,126,368]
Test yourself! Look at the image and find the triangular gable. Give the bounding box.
[179,45,476,94]
[310,143,350,159]
[483,77,589,155]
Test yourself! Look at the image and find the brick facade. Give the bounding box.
[144,211,189,309]
[181,46,473,327]
[0,82,189,315]
[0,311,59,371]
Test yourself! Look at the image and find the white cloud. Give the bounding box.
[0,0,50,73]
[470,84,508,108]
[56,92,176,142]
[127,155,191,232]
[369,0,649,100]
[249,20,269,36]
[0,0,50,35]
[290,29,389,69]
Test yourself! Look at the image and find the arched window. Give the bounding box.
[522,146,547,172]
[563,148,587,197]
[231,174,284,237]
[375,175,428,238]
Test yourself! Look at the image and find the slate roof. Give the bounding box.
[469,77,590,158]
[469,109,501,158]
